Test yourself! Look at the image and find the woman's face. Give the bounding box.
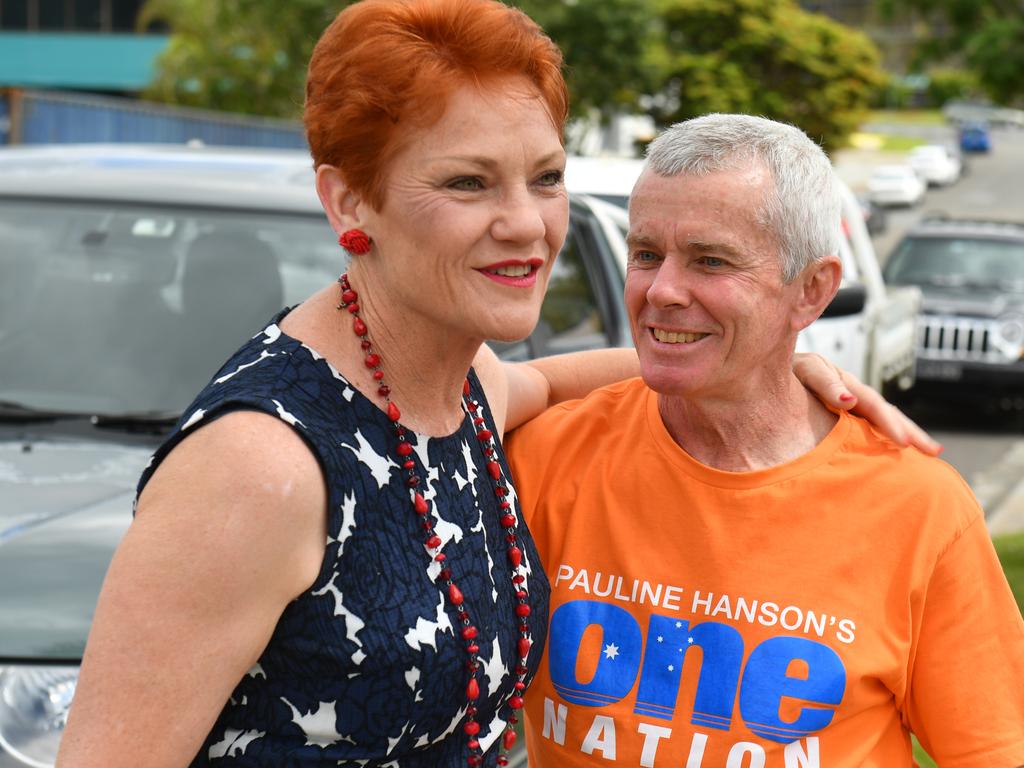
[356,76,568,345]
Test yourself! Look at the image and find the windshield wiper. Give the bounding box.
[89,411,180,432]
[0,401,179,431]
[0,400,87,422]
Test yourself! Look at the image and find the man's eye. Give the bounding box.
[630,250,659,264]
[448,177,484,191]
[701,256,725,267]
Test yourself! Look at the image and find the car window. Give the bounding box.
[0,199,337,416]
[884,236,1024,290]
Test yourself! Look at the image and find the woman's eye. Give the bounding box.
[536,170,564,186]
[448,177,484,191]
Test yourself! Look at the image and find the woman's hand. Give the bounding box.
[793,352,941,456]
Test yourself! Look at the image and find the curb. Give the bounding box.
[976,441,1024,537]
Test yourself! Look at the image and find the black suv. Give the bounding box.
[883,215,1024,409]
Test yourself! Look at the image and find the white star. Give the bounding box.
[603,643,620,660]
[657,635,664,643]
[688,637,695,645]
[667,665,674,672]
[676,621,683,628]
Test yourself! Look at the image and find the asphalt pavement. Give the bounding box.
[833,126,1024,537]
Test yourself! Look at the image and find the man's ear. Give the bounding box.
[790,254,843,332]
[315,164,368,236]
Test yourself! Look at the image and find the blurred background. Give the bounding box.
[0,2,1022,766]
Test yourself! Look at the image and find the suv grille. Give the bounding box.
[919,315,1006,362]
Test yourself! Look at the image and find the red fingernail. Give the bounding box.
[839,393,856,402]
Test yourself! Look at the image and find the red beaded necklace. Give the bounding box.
[337,273,530,767]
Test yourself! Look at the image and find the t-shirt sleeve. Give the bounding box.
[905,514,1024,768]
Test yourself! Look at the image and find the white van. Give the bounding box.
[565,155,921,394]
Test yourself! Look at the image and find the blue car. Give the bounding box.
[959,122,992,153]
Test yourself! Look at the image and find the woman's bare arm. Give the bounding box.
[57,412,327,768]
[475,345,939,455]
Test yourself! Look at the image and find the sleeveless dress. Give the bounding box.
[136,312,551,767]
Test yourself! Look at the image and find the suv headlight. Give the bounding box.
[0,666,78,767]
[995,314,1024,360]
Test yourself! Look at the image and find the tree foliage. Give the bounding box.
[651,0,885,151]
[139,0,349,118]
[515,0,660,122]
[138,0,884,150]
[878,0,1024,105]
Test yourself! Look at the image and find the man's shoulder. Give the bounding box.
[520,376,648,431]
[839,411,982,529]
[506,377,649,460]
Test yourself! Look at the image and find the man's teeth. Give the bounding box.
[653,329,708,344]
[490,264,532,277]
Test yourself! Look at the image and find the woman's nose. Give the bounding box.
[491,187,546,244]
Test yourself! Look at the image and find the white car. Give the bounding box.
[908,144,961,186]
[564,155,646,209]
[866,164,927,207]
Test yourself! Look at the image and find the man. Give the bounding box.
[506,114,1024,767]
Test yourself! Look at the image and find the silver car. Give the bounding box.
[0,143,630,766]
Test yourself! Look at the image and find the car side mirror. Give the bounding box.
[821,284,868,318]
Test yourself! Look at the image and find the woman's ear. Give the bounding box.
[315,164,365,236]
[790,255,843,332]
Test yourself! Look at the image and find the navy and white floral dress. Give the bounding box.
[136,312,551,766]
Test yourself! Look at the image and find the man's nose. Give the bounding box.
[646,255,692,309]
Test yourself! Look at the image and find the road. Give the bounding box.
[835,126,1024,519]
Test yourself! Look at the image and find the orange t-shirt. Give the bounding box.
[505,378,1024,768]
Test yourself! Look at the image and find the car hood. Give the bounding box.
[0,431,151,659]
[919,286,1024,318]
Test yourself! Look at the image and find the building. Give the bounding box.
[0,0,169,94]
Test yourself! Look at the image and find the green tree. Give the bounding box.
[651,0,885,151]
[138,0,349,118]
[877,0,1024,105]
[516,0,661,122]
[140,0,661,122]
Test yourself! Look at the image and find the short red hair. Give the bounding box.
[304,0,568,210]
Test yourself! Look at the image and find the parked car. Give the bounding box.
[0,143,633,766]
[959,122,993,153]
[563,154,646,209]
[857,194,888,236]
[882,214,1024,410]
[866,164,927,207]
[908,144,962,186]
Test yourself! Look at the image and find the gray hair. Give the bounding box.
[643,113,840,282]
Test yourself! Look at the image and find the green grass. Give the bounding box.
[911,532,1023,766]
[876,134,927,151]
[995,531,1024,615]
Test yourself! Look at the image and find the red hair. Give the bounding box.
[304,0,568,210]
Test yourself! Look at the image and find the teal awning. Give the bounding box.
[0,33,171,91]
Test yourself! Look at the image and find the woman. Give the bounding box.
[57,1,935,766]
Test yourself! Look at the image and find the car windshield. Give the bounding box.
[885,236,1024,292]
[0,199,338,418]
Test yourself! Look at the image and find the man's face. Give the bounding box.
[625,164,805,400]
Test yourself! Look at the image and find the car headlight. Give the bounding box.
[0,666,78,768]
[995,314,1024,360]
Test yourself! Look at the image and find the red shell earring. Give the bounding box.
[338,228,372,255]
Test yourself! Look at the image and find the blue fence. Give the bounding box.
[1,89,306,148]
